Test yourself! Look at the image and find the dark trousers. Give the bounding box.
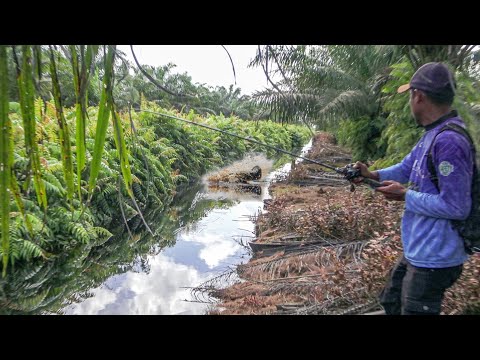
[379,255,463,315]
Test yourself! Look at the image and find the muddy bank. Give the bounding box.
[202,132,480,315]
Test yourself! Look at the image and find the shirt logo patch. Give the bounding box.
[439,161,454,176]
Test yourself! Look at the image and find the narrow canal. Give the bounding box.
[64,154,277,314]
[1,142,311,315]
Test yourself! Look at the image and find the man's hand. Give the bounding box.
[352,161,379,184]
[376,180,407,201]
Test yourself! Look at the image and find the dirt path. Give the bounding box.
[198,132,480,315]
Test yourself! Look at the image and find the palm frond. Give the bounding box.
[17,46,47,210]
[88,45,116,201]
[317,90,372,123]
[0,45,12,276]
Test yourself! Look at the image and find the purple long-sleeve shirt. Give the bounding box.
[377,111,473,268]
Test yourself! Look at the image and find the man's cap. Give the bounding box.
[397,62,456,96]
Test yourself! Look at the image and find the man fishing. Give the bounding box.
[354,62,475,315]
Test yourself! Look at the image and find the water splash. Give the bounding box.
[202,152,274,185]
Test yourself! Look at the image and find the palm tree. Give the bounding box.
[401,45,478,71]
[250,45,403,128]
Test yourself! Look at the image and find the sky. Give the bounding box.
[117,45,273,96]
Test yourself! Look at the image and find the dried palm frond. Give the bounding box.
[239,239,369,282]
[190,267,240,303]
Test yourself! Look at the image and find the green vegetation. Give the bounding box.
[252,45,480,165]
[2,44,480,313]
[0,45,311,280]
[0,96,309,313]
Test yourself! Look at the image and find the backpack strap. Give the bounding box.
[426,123,476,192]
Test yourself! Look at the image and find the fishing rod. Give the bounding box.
[140,110,383,189]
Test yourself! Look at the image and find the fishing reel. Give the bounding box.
[335,163,362,181]
[335,164,383,191]
[335,164,361,191]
